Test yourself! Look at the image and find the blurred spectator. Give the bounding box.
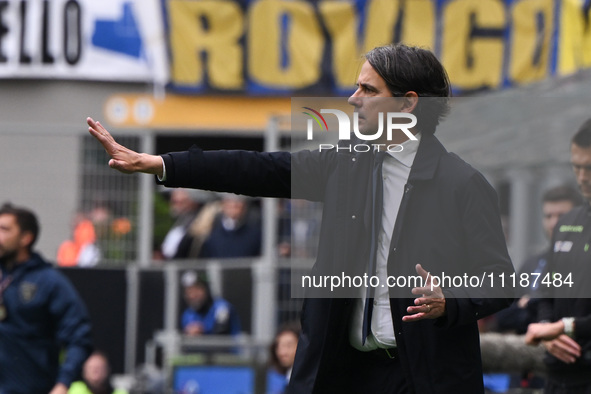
[161,189,217,259]
[267,322,300,394]
[57,214,101,267]
[0,203,93,394]
[180,271,241,336]
[161,189,201,259]
[68,351,127,394]
[277,199,292,257]
[89,206,114,243]
[289,200,320,258]
[91,205,133,262]
[496,185,582,334]
[57,205,133,266]
[199,195,261,258]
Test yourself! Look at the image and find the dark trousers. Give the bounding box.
[345,347,410,394]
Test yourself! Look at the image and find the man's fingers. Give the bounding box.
[411,286,431,296]
[551,349,576,364]
[547,341,577,363]
[544,336,581,363]
[87,119,101,138]
[404,297,445,322]
[87,116,155,175]
[87,118,109,143]
[402,312,427,322]
[406,305,429,315]
[109,159,133,174]
[555,335,581,357]
[87,117,106,133]
[415,264,429,281]
[95,120,110,136]
[411,265,432,296]
[87,118,112,140]
[413,297,431,306]
[87,118,124,158]
[557,334,581,349]
[406,297,430,316]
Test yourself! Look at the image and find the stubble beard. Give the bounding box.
[0,249,18,267]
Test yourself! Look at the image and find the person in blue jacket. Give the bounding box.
[180,270,241,336]
[0,203,93,394]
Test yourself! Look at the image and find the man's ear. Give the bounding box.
[19,231,34,250]
[401,91,419,113]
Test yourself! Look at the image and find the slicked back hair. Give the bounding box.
[365,44,451,135]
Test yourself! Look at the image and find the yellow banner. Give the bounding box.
[164,0,591,94]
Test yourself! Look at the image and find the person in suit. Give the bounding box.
[87,43,514,393]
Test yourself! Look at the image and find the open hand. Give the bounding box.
[402,264,446,322]
[87,117,163,176]
[525,321,581,363]
[543,335,581,364]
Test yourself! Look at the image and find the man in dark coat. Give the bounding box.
[87,44,514,393]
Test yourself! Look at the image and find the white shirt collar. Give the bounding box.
[385,132,421,168]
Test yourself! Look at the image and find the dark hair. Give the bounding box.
[0,203,39,251]
[269,321,301,375]
[365,44,451,135]
[572,119,591,148]
[542,185,582,206]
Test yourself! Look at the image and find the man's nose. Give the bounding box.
[348,92,361,107]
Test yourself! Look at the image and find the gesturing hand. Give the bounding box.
[525,321,566,345]
[87,117,163,176]
[402,264,446,322]
[525,321,581,364]
[543,335,581,364]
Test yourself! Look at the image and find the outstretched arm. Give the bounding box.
[87,117,163,176]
